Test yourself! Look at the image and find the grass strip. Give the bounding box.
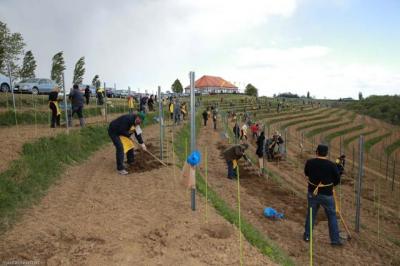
[296,110,348,131]
[325,124,365,144]
[173,116,294,266]
[385,139,400,156]
[0,112,156,232]
[343,129,378,148]
[265,108,328,125]
[305,121,352,138]
[364,132,392,153]
[0,104,128,126]
[280,109,335,129]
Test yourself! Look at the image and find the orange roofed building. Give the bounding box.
[185,75,239,94]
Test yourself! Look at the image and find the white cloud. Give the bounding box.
[219,46,400,99]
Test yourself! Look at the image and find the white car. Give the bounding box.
[0,73,11,92]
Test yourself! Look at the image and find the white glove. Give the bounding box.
[141,143,147,151]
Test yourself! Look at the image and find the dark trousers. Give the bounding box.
[108,130,134,171]
[72,106,83,118]
[226,160,237,178]
[85,96,90,105]
[213,120,217,129]
[49,102,60,127]
[203,119,207,126]
[304,192,340,244]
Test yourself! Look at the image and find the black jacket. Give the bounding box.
[256,134,265,157]
[108,114,144,144]
[305,158,340,196]
[69,88,84,107]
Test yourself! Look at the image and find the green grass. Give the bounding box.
[264,108,327,125]
[385,139,400,156]
[364,132,392,153]
[173,116,294,266]
[343,129,378,148]
[305,121,352,138]
[324,124,365,144]
[0,104,129,126]
[0,112,156,232]
[296,110,348,131]
[279,109,335,129]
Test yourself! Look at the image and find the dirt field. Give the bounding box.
[201,118,400,265]
[0,124,273,266]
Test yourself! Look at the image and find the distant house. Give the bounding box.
[185,75,238,94]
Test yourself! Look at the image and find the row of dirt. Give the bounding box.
[0,123,274,265]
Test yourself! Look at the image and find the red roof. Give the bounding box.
[188,75,237,89]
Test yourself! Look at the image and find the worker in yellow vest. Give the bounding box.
[48,86,61,128]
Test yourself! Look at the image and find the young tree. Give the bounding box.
[358,92,363,101]
[51,51,66,87]
[307,91,310,99]
[245,83,258,97]
[73,56,85,84]
[92,74,101,89]
[20,50,36,79]
[171,79,183,93]
[0,21,25,77]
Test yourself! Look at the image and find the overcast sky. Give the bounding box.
[1,0,399,98]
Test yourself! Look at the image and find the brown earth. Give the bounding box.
[0,113,127,173]
[0,124,273,266]
[201,120,400,265]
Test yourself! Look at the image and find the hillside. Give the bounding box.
[342,95,400,125]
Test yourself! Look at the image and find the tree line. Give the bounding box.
[0,20,102,89]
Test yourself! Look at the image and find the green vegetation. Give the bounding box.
[343,95,400,125]
[245,83,258,97]
[266,108,329,125]
[20,50,37,79]
[171,79,183,94]
[73,56,85,85]
[384,139,400,156]
[173,116,294,266]
[305,121,352,138]
[343,129,378,148]
[325,124,365,144]
[280,109,335,129]
[0,112,156,232]
[50,51,66,87]
[364,132,392,153]
[296,110,348,131]
[0,104,129,126]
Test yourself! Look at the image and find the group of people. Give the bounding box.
[202,105,218,129]
[169,98,188,125]
[48,84,87,128]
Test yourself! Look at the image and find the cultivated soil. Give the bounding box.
[0,123,273,266]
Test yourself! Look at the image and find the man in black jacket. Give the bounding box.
[69,84,85,127]
[108,112,147,175]
[303,144,342,246]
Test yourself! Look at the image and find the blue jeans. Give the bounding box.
[226,160,237,178]
[304,192,340,244]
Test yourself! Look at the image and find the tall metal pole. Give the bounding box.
[62,73,69,132]
[104,82,108,122]
[355,135,364,233]
[189,71,196,211]
[7,63,18,126]
[158,86,163,160]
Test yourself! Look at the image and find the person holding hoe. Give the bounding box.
[303,144,343,246]
[108,112,147,175]
[222,143,250,180]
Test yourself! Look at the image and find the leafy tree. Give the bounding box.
[51,51,66,87]
[171,79,183,93]
[20,50,36,79]
[307,91,310,99]
[92,75,101,89]
[73,56,85,84]
[278,92,299,98]
[358,92,363,101]
[0,21,25,78]
[245,83,258,97]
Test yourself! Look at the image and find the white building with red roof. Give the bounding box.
[185,75,238,94]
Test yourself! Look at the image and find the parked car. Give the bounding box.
[105,88,115,98]
[0,73,11,92]
[14,78,56,94]
[114,90,129,98]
